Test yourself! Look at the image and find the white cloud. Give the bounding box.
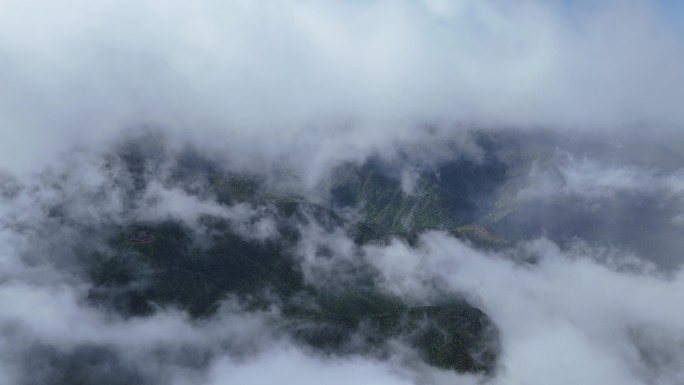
[366,232,684,385]
[1,0,683,180]
[1,1,684,384]
[200,347,418,385]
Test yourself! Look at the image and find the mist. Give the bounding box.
[1,0,684,384]
[2,0,684,176]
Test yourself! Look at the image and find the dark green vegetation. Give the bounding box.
[329,164,458,235]
[89,216,498,374]
[90,221,302,317]
[289,296,497,372]
[452,224,508,248]
[86,129,684,376]
[328,150,508,240]
[86,132,570,375]
[84,135,512,373]
[20,345,149,385]
[85,136,509,373]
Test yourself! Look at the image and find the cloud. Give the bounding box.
[494,150,684,269]
[517,155,684,201]
[199,347,418,385]
[1,1,684,384]
[1,0,684,180]
[1,133,684,384]
[364,232,684,385]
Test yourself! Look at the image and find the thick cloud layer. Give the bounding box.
[364,233,684,384]
[1,0,684,384]
[1,0,684,178]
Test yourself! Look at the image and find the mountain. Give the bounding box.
[62,129,684,378]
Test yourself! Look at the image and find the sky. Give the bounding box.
[657,0,684,33]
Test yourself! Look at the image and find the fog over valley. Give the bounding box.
[1,1,684,384]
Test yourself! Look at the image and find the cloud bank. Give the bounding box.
[1,0,684,384]
[1,0,683,178]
